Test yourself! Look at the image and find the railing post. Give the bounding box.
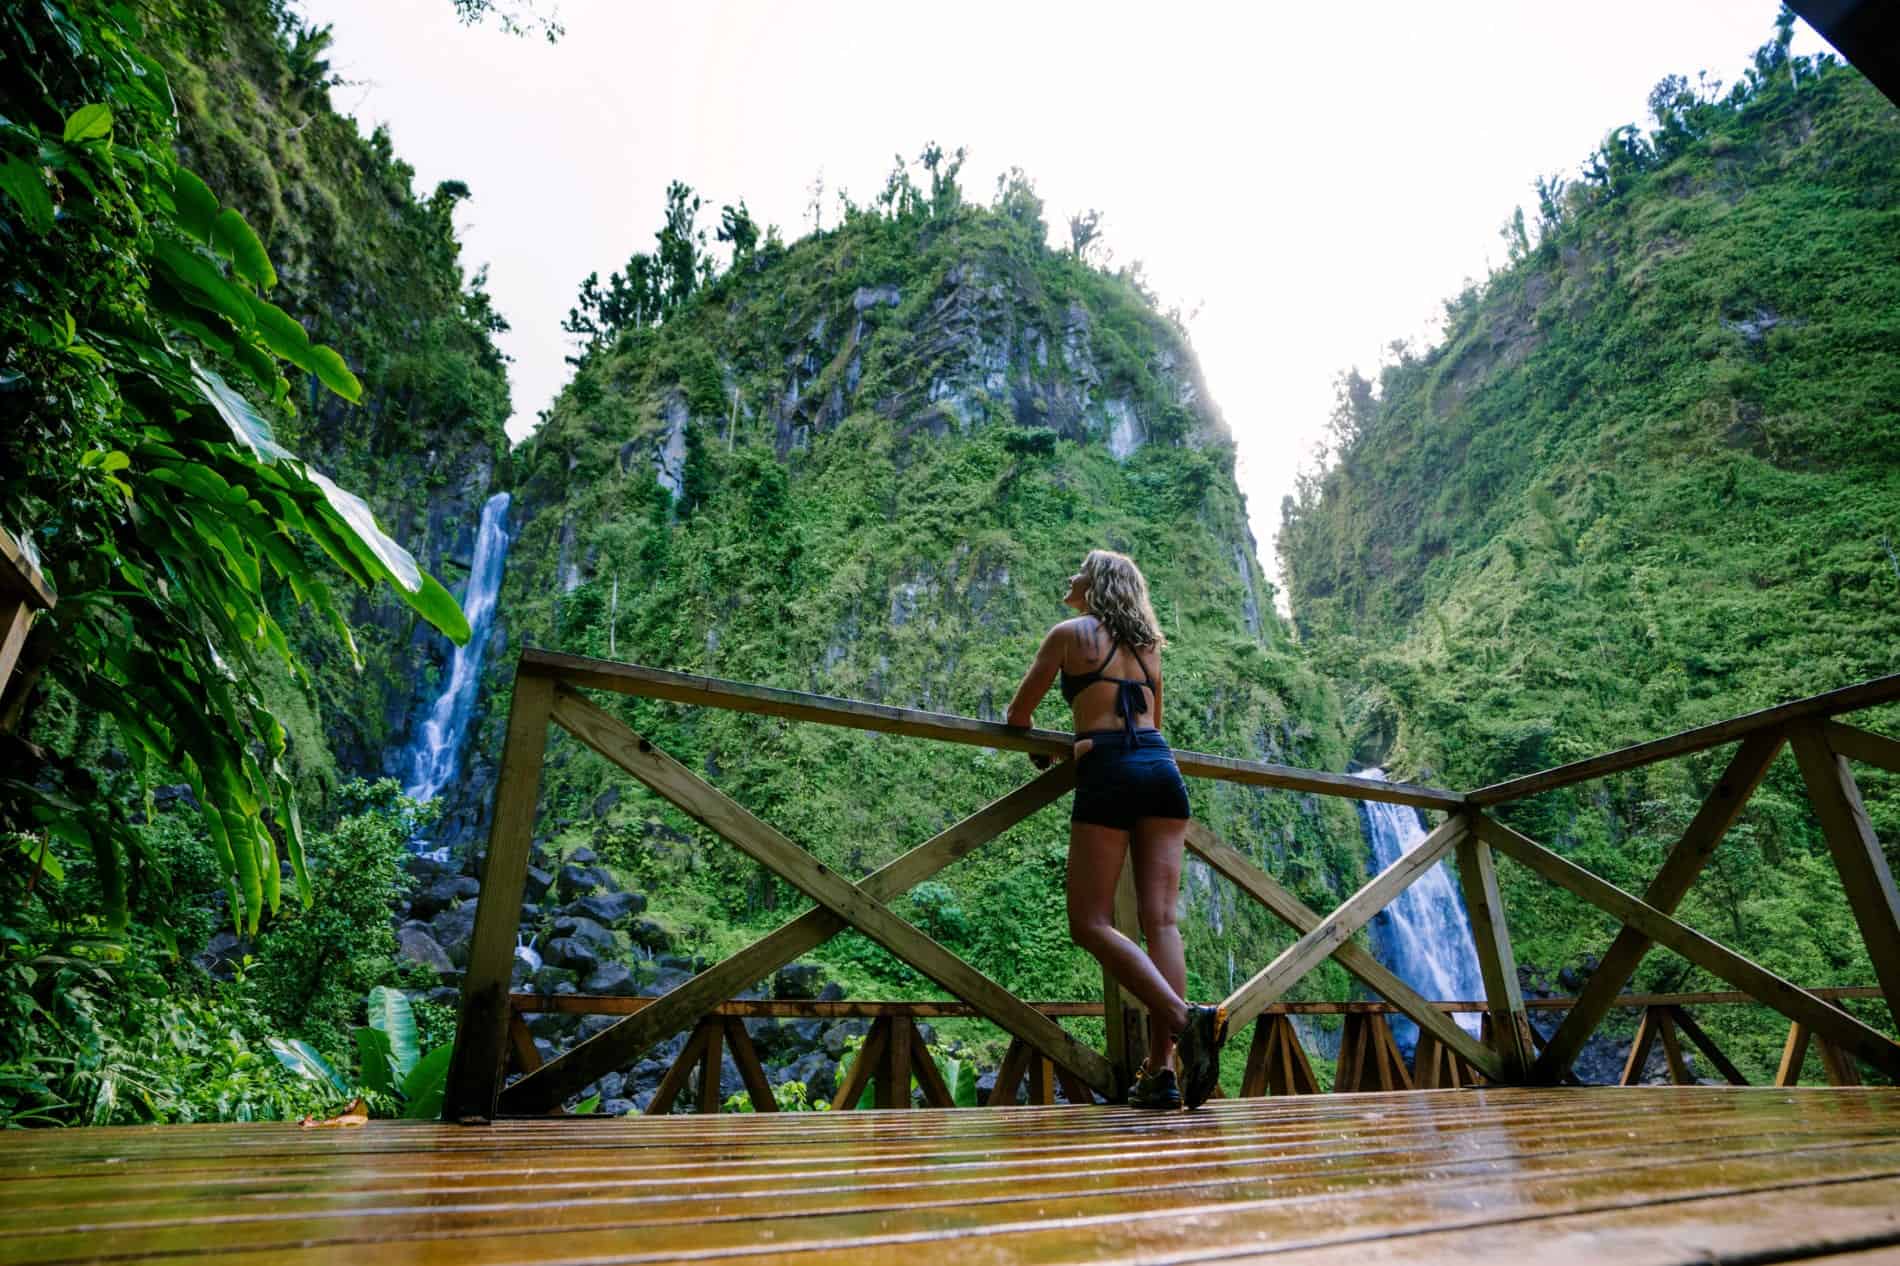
[1789,721,1900,1028]
[443,670,554,1122]
[1458,813,1534,1081]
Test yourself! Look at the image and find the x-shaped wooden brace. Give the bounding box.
[1186,821,1509,1081]
[496,686,1110,1114]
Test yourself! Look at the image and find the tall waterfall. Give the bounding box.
[403,491,512,852]
[1359,770,1485,1048]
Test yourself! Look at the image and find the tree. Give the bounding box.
[919,142,965,219]
[992,166,1046,245]
[1068,209,1105,263]
[0,3,469,934]
[717,200,760,260]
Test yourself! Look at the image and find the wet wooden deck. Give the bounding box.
[3,1087,1899,1265]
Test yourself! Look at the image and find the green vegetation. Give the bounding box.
[501,150,1369,1072]
[1279,23,1900,1081]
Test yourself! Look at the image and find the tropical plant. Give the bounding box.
[0,1,469,937]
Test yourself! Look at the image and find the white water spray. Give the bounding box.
[403,491,512,853]
[1360,770,1486,1045]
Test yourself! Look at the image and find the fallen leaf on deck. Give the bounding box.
[301,1096,370,1128]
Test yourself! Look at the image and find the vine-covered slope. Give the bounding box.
[1279,43,1900,1078]
[156,0,514,787]
[496,184,1368,1013]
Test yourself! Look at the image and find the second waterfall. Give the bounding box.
[1358,770,1486,1049]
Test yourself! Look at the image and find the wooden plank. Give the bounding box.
[0,528,57,609]
[1053,1063,1095,1107]
[986,1037,1031,1107]
[442,672,554,1122]
[907,1021,956,1109]
[1777,1022,1813,1087]
[1239,1018,1273,1097]
[1469,672,1900,806]
[499,748,1074,1113]
[1027,1055,1056,1106]
[1471,814,1900,1078]
[694,1019,725,1114]
[1534,732,1784,1083]
[1826,722,1900,774]
[505,1012,541,1075]
[1790,722,1900,1026]
[644,1023,712,1115]
[1665,1006,1748,1086]
[881,1007,911,1109]
[1185,821,1504,1081]
[521,648,1464,809]
[830,1018,888,1111]
[1272,1016,1321,1094]
[1621,1008,1660,1086]
[542,688,1115,1097]
[1222,817,1467,1032]
[1456,823,1533,1081]
[1656,1007,1692,1084]
[722,1018,777,1113]
[0,601,34,700]
[1818,1035,1865,1087]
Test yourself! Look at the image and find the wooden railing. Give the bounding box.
[443,649,1900,1120]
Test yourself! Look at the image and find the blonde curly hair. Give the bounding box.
[1081,549,1167,651]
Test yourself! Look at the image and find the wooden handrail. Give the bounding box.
[518,648,1464,810]
[1468,672,1900,805]
[507,987,1885,1018]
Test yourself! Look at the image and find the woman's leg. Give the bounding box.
[1131,814,1189,1070]
[1067,821,1190,1042]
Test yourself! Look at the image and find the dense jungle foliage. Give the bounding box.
[1279,20,1900,1081]
[1,0,507,1124]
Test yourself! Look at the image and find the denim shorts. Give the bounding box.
[1071,728,1192,831]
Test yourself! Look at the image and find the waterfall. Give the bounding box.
[1358,770,1486,1049]
[403,491,512,855]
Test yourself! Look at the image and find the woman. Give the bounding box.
[1005,549,1226,1109]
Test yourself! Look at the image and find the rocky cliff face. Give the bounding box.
[483,185,1369,1022]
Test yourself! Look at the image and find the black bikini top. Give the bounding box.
[1059,628,1154,735]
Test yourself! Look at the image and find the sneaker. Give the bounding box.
[1126,1061,1181,1110]
[1176,1004,1228,1109]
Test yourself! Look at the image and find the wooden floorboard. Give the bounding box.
[0,1088,1896,1264]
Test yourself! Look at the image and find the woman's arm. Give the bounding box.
[1005,623,1068,728]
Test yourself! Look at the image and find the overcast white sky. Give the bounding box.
[309,1,1824,579]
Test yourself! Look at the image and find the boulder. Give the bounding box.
[528,1011,579,1039]
[568,891,644,926]
[543,937,599,974]
[430,903,478,957]
[529,965,578,995]
[627,918,671,953]
[551,915,620,956]
[554,863,596,901]
[822,1020,868,1057]
[569,846,598,865]
[817,982,847,1002]
[595,1071,627,1100]
[627,1058,670,1095]
[396,925,454,975]
[194,929,251,981]
[423,986,461,1010]
[786,1018,826,1049]
[522,866,554,901]
[582,962,639,996]
[591,789,620,819]
[409,874,481,921]
[642,968,691,997]
[781,1051,837,1101]
[578,1014,620,1040]
[601,1098,635,1117]
[772,963,824,1000]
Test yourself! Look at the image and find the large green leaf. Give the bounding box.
[268,1038,349,1097]
[211,207,276,291]
[193,365,291,462]
[365,985,420,1082]
[353,1025,396,1097]
[0,157,54,234]
[168,168,218,243]
[398,1045,453,1120]
[151,239,254,331]
[303,468,424,595]
[61,103,111,142]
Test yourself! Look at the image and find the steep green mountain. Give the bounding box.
[1278,36,1900,1079]
[156,0,514,787]
[494,173,1369,1021]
